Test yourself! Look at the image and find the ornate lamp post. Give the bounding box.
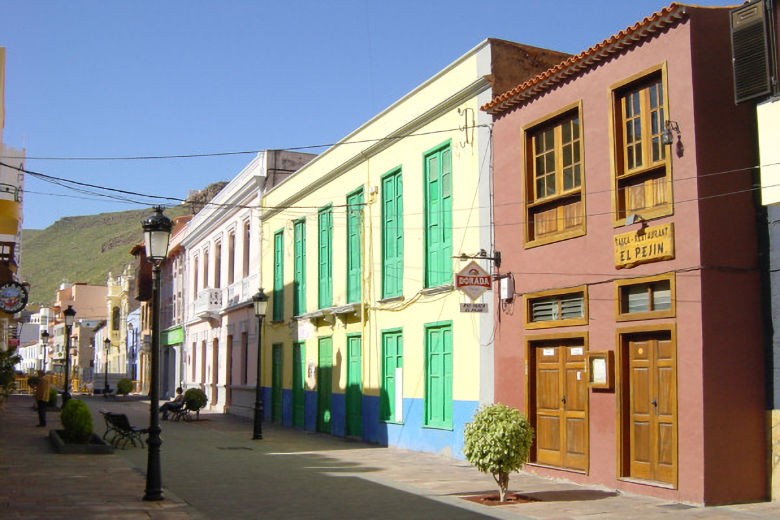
[40,330,49,372]
[104,338,111,394]
[252,289,268,440]
[62,306,76,404]
[141,206,172,502]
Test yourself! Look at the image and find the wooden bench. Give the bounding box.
[100,410,147,448]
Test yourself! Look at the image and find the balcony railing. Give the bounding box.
[194,288,222,320]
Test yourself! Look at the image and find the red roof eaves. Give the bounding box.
[481,3,688,115]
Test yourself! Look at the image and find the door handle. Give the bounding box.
[561,396,566,406]
[651,399,657,407]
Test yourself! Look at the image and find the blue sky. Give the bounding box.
[1,0,733,229]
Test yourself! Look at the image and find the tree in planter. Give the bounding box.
[463,403,534,502]
[116,378,133,396]
[183,388,207,420]
[0,346,21,399]
[60,399,94,443]
[48,388,58,408]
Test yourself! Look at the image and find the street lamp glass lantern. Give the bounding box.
[252,289,268,317]
[142,207,173,263]
[63,305,76,327]
[104,338,111,351]
[41,330,49,344]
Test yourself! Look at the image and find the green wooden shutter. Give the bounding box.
[424,145,453,287]
[346,189,364,304]
[293,220,306,316]
[292,342,305,428]
[273,230,284,321]
[425,323,452,428]
[382,171,403,298]
[318,206,333,309]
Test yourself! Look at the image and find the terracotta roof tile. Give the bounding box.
[482,3,689,115]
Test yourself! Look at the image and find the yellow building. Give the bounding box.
[259,39,567,454]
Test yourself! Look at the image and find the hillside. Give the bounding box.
[19,205,190,307]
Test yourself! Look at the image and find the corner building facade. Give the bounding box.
[485,4,765,504]
[259,39,568,455]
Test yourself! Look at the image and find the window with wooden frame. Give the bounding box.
[615,273,675,321]
[525,286,588,329]
[524,104,585,247]
[612,66,672,224]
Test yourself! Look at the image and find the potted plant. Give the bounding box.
[49,399,112,454]
[183,388,207,420]
[463,403,534,502]
[117,378,133,396]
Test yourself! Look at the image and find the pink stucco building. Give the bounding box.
[484,4,765,505]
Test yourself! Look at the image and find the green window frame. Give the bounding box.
[293,219,306,316]
[424,142,453,288]
[346,188,364,304]
[381,169,403,298]
[272,229,284,321]
[381,329,403,422]
[318,205,333,309]
[424,321,452,429]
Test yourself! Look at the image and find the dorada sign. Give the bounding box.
[455,261,492,300]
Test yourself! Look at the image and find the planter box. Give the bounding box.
[49,429,114,454]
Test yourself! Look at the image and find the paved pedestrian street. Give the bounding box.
[2,394,780,519]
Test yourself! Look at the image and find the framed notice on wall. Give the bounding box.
[586,351,614,390]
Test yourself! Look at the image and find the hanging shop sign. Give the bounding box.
[614,223,675,269]
[455,261,492,300]
[0,281,28,314]
[460,303,488,313]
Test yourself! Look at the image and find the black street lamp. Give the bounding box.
[40,330,49,373]
[252,289,268,440]
[141,206,173,502]
[104,338,111,395]
[62,306,76,404]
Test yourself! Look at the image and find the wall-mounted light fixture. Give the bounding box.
[455,249,501,268]
[662,120,680,146]
[625,213,648,235]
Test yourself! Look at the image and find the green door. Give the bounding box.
[425,322,453,428]
[272,344,283,423]
[381,330,403,422]
[346,334,362,436]
[292,342,305,428]
[317,337,332,433]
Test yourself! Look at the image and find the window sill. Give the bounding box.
[378,295,404,304]
[525,228,585,249]
[423,424,453,431]
[420,284,453,296]
[381,420,404,425]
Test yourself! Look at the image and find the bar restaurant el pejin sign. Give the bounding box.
[614,222,675,269]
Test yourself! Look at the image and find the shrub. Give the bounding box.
[183,388,207,412]
[60,399,93,443]
[48,388,58,407]
[463,403,534,502]
[117,378,133,395]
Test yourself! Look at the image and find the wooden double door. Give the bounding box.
[622,331,677,485]
[531,340,588,472]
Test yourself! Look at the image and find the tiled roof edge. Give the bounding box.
[481,3,688,115]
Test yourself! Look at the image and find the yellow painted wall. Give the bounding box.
[260,43,493,404]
